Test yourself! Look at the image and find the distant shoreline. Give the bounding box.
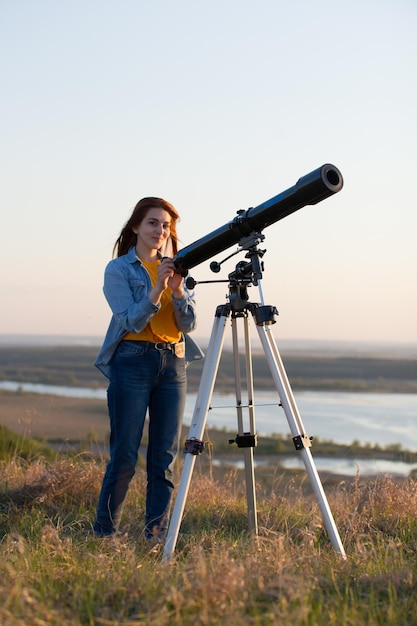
[1,342,416,394]
[1,333,417,359]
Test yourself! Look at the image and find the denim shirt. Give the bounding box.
[94,246,204,378]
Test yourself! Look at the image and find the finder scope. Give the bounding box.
[173,164,343,275]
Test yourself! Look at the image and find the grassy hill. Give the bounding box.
[1,448,417,625]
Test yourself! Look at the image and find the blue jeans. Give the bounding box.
[93,341,187,539]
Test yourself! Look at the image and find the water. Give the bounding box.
[2,381,416,448]
[197,390,417,449]
[278,456,417,477]
[1,380,416,476]
[0,380,107,400]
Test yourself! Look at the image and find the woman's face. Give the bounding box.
[133,208,172,254]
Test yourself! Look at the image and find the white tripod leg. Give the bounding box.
[256,325,346,558]
[163,308,229,561]
[231,314,258,534]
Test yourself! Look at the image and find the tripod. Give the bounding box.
[163,237,346,561]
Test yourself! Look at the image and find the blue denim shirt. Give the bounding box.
[95,246,204,378]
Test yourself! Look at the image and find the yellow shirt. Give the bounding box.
[124,259,181,343]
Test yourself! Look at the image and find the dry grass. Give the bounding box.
[1,453,417,625]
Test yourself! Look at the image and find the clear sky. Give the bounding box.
[1,0,416,346]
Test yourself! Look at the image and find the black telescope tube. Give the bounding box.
[173,163,343,274]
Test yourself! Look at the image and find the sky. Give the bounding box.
[1,0,416,347]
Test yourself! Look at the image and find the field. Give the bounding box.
[1,438,417,625]
[1,346,417,624]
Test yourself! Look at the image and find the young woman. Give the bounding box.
[93,197,202,541]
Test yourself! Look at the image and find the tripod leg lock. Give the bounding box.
[293,434,313,450]
[184,437,205,455]
[252,304,279,326]
[229,433,258,448]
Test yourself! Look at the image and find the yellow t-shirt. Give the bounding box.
[124,259,181,343]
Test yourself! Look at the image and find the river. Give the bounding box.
[1,380,416,476]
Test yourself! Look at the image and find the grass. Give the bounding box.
[1,441,417,625]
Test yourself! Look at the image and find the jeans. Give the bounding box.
[93,340,187,539]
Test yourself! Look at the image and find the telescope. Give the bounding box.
[174,164,343,275]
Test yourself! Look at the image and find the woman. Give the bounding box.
[93,197,202,541]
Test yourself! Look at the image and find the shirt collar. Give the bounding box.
[127,246,139,264]
[127,245,163,264]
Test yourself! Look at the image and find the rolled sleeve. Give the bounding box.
[172,290,197,333]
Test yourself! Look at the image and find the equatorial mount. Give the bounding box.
[185,231,267,292]
[186,231,279,328]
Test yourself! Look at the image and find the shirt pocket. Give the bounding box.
[129,277,147,302]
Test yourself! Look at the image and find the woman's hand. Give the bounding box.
[168,269,184,298]
[150,258,184,304]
